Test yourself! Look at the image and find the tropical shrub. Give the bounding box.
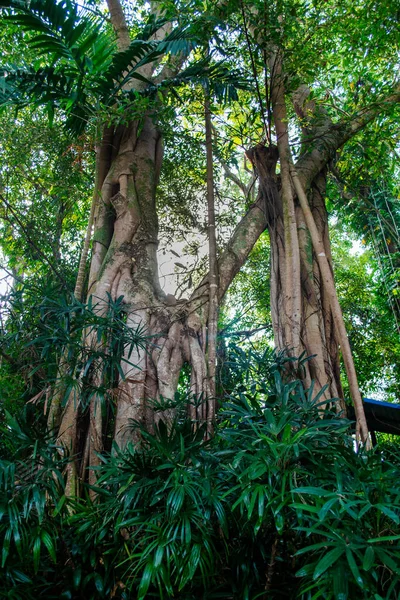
[1,349,399,599]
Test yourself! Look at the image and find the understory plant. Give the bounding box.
[1,349,399,599]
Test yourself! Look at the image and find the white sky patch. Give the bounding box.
[158,231,208,297]
[349,238,364,256]
[0,265,12,296]
[158,242,188,295]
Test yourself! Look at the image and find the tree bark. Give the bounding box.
[290,162,370,444]
[205,90,218,430]
[246,59,373,439]
[106,0,131,51]
[270,50,301,355]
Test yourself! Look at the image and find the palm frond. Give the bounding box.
[0,1,245,133]
[138,13,170,41]
[97,23,200,99]
[157,23,200,56]
[0,64,72,106]
[146,56,249,104]
[98,40,157,89]
[2,0,115,71]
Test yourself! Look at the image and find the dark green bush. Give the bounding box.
[1,350,399,599]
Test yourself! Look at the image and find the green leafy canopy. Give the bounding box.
[0,0,248,133]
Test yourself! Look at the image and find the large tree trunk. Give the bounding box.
[247,144,343,402]
[54,114,220,491]
[248,60,372,443]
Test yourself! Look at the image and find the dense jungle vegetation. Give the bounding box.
[0,0,399,597]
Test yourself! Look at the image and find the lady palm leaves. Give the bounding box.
[0,0,247,133]
[1,348,400,597]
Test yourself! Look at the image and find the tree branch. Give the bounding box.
[220,159,248,195]
[212,124,257,199]
[215,198,267,302]
[190,145,279,308]
[106,0,130,51]
[295,84,400,188]
[190,80,399,320]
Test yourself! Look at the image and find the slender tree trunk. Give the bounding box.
[74,141,105,302]
[205,89,218,432]
[270,50,302,356]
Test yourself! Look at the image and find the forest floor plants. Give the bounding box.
[0,349,399,599]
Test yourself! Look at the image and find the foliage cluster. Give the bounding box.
[1,342,400,599]
[0,290,148,452]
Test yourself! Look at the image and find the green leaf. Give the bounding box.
[375,503,399,524]
[41,530,56,563]
[333,562,348,600]
[290,502,320,514]
[362,547,374,571]
[94,573,104,593]
[295,487,333,497]
[319,497,339,520]
[345,548,363,587]
[154,545,164,568]
[52,494,66,517]
[33,536,41,574]
[313,547,345,580]
[295,563,314,577]
[1,527,12,567]
[374,548,400,575]
[295,542,335,556]
[73,566,82,589]
[138,562,154,599]
[368,535,400,543]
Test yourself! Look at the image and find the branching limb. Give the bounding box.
[295,84,400,189]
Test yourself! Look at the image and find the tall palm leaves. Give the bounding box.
[1,0,115,130]
[0,0,245,133]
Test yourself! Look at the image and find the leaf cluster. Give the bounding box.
[1,350,400,598]
[0,0,248,133]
